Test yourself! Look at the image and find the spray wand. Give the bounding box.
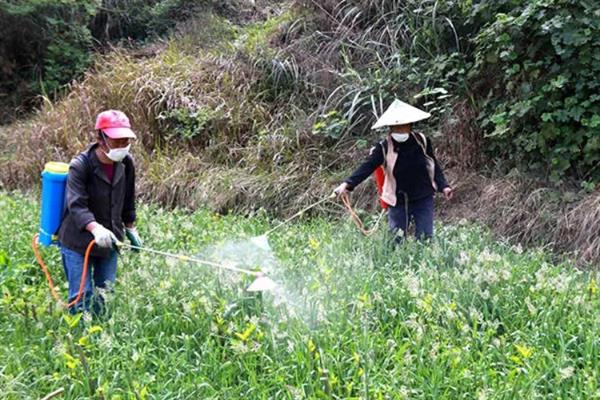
[115,241,276,292]
[250,193,336,250]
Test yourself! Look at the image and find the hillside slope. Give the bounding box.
[0,0,598,266]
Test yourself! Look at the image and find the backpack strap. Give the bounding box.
[411,132,438,191]
[412,132,428,155]
[379,140,387,168]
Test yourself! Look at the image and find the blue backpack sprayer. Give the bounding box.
[32,161,277,308]
[32,161,98,308]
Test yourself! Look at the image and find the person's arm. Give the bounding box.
[426,138,449,191]
[344,142,385,190]
[426,138,453,200]
[121,158,142,247]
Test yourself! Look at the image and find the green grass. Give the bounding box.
[1,192,599,399]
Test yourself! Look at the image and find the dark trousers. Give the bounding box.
[388,195,434,241]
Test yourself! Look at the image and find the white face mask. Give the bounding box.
[105,144,131,162]
[391,133,409,142]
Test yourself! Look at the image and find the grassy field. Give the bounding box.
[1,192,599,399]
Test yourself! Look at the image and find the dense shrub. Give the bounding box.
[294,0,600,183]
[471,0,600,183]
[0,0,96,121]
[0,0,225,123]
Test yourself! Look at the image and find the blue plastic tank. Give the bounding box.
[39,162,69,246]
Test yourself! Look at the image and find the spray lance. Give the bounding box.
[249,187,385,252]
[249,192,337,250]
[114,240,277,292]
[111,193,343,293]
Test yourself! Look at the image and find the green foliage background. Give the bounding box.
[297,0,600,183]
[0,0,218,122]
[472,0,600,183]
[0,0,598,184]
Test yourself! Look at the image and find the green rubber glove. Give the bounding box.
[125,227,143,251]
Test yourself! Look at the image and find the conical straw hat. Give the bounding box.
[371,99,431,129]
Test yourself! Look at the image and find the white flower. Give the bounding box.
[83,312,93,324]
[513,243,523,254]
[458,251,470,266]
[525,297,536,315]
[559,366,574,380]
[404,273,422,298]
[477,389,489,400]
[131,351,141,362]
[231,340,249,354]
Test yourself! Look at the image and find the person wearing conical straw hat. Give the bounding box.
[334,99,453,241]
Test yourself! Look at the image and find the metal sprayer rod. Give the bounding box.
[116,242,261,276]
[264,193,335,237]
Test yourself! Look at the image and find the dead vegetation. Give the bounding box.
[0,2,598,267]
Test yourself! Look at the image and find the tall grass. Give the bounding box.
[1,192,599,398]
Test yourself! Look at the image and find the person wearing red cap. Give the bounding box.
[58,110,143,314]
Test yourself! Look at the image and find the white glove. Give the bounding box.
[334,182,350,196]
[91,224,117,248]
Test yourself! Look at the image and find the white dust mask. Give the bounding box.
[105,144,130,162]
[391,133,409,142]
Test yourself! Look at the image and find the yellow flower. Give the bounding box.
[514,344,533,359]
[308,339,316,353]
[78,335,90,347]
[588,278,598,296]
[63,313,82,329]
[88,325,103,334]
[234,323,256,342]
[64,353,79,369]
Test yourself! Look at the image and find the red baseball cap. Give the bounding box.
[95,110,136,139]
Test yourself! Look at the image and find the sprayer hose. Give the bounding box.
[339,192,385,236]
[32,234,95,309]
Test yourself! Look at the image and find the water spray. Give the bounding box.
[116,241,277,292]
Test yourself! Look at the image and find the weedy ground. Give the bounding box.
[1,192,599,399]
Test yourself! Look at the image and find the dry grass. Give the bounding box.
[0,2,597,268]
[438,170,600,267]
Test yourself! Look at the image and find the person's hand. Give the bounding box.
[334,182,350,197]
[443,187,454,201]
[91,224,117,248]
[125,226,143,249]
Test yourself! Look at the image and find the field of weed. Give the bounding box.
[1,192,599,399]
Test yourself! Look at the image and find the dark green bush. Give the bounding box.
[0,0,96,121]
[471,0,600,183]
[0,0,223,123]
[296,0,600,183]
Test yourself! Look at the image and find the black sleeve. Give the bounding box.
[65,157,95,231]
[345,142,385,190]
[122,157,136,224]
[426,138,449,191]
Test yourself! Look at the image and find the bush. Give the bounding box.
[0,0,96,121]
[0,0,229,122]
[471,0,600,183]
